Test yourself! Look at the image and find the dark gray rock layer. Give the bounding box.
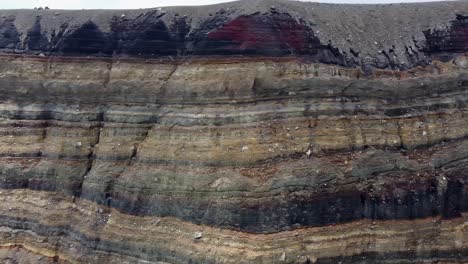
[0,0,467,71]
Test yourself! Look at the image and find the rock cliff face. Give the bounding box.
[0,0,467,263]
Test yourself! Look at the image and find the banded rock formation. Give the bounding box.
[0,0,467,263]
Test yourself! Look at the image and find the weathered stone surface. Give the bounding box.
[0,189,466,264]
[0,0,466,70]
[0,0,466,263]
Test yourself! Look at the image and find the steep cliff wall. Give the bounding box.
[0,0,467,263]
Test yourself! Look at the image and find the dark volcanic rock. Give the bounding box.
[192,13,328,56]
[425,14,468,55]
[58,21,113,55]
[24,16,49,51]
[0,16,20,49]
[0,0,466,70]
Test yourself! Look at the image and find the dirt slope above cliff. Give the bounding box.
[0,0,467,70]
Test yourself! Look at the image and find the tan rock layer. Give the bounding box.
[0,189,465,264]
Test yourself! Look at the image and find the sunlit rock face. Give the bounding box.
[0,0,466,263]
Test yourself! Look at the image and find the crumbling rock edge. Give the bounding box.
[0,0,466,71]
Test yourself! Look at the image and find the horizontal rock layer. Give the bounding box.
[0,52,465,263]
[0,189,466,264]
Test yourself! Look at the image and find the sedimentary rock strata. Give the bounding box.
[0,0,466,263]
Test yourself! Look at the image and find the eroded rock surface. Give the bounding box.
[0,0,466,263]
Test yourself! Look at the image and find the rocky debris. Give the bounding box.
[193,232,203,240]
[454,56,468,68]
[0,0,465,70]
[280,252,286,261]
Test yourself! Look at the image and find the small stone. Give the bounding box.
[454,56,468,68]
[422,131,427,136]
[306,149,312,157]
[98,208,103,214]
[241,146,249,152]
[280,252,286,261]
[194,231,203,239]
[39,53,45,57]
[75,142,82,147]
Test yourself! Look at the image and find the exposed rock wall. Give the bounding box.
[0,0,466,263]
